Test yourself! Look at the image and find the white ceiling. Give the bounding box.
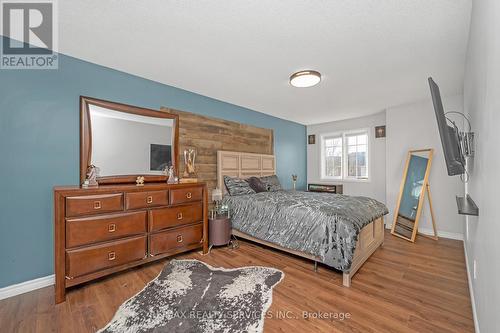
[58,1,472,125]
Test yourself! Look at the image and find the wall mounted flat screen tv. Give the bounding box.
[428,77,465,176]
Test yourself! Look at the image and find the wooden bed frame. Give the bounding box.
[217,150,384,287]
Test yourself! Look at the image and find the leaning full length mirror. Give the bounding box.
[80,97,179,185]
[391,149,436,242]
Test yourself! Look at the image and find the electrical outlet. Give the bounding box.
[473,260,477,280]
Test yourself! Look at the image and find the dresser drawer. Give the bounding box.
[170,187,203,205]
[125,190,169,210]
[66,193,123,217]
[66,211,147,248]
[149,223,203,256]
[149,203,203,232]
[66,236,146,278]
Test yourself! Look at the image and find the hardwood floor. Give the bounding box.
[0,230,474,332]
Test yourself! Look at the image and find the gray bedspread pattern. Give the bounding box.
[223,191,388,272]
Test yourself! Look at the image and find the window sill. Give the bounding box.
[320,178,371,183]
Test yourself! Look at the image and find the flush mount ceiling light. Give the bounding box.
[289,70,321,88]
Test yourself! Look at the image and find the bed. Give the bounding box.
[217,151,388,287]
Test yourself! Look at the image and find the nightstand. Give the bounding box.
[209,215,232,247]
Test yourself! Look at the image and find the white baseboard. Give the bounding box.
[0,275,54,301]
[385,224,463,240]
[463,243,480,333]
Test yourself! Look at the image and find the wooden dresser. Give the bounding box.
[54,182,208,303]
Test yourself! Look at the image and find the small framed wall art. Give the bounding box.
[308,134,316,144]
[375,126,386,138]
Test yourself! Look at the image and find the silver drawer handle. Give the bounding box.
[108,224,116,233]
[94,201,101,209]
[177,235,183,243]
[177,212,183,220]
[186,192,192,199]
[108,251,116,261]
[147,196,153,204]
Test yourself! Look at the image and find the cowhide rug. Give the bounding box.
[97,259,284,333]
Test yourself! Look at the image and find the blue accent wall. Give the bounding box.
[0,37,306,287]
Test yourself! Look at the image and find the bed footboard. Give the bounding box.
[342,217,385,287]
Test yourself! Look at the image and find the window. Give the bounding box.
[346,132,368,179]
[323,135,343,178]
[321,129,369,180]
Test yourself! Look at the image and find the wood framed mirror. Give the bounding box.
[391,148,436,242]
[80,96,179,185]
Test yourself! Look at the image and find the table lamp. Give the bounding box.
[211,188,223,217]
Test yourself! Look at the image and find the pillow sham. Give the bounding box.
[247,176,268,193]
[260,175,282,191]
[223,176,256,196]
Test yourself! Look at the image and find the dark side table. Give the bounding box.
[209,215,232,248]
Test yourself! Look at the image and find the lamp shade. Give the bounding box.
[212,188,223,201]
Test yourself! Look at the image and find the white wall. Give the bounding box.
[307,112,386,203]
[463,1,500,331]
[386,95,465,238]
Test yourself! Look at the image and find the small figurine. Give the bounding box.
[136,176,145,187]
[166,166,177,184]
[83,165,99,188]
[292,174,298,191]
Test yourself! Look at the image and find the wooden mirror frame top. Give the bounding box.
[80,96,179,185]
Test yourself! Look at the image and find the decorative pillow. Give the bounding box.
[260,175,282,191]
[247,176,268,193]
[223,176,256,196]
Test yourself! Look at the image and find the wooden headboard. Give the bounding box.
[217,151,276,193]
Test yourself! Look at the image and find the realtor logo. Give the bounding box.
[1,0,58,69]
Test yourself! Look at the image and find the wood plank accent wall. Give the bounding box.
[160,107,274,196]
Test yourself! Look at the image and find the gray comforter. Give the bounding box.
[223,191,388,272]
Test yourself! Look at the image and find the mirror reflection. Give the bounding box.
[89,104,174,177]
[398,154,428,221]
[392,149,433,242]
